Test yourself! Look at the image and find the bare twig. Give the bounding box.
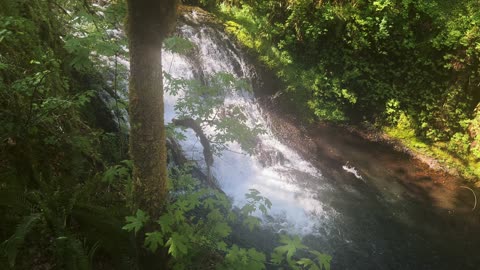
[460,186,477,211]
[24,72,49,129]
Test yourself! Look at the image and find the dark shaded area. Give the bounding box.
[258,96,480,270]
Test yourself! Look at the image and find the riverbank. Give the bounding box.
[258,95,479,212]
[346,123,480,184]
[244,45,480,190]
[256,94,480,269]
[209,3,480,186]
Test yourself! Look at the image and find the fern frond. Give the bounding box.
[70,203,135,266]
[0,171,28,210]
[88,241,101,268]
[55,234,89,270]
[1,213,41,267]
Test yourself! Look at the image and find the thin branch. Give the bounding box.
[24,72,49,129]
[460,186,477,211]
[51,1,71,16]
[82,0,108,43]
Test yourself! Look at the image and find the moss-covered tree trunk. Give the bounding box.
[126,0,178,217]
[126,1,178,269]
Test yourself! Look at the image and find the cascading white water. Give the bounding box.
[163,10,338,234]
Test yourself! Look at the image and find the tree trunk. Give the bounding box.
[126,0,178,218]
[126,1,178,269]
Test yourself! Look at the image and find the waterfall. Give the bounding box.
[100,9,480,269]
[164,10,337,234]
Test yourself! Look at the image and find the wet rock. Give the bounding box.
[255,143,286,167]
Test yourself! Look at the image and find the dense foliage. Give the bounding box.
[0,0,134,269]
[123,167,331,270]
[5,0,479,268]
[0,1,330,269]
[192,0,480,179]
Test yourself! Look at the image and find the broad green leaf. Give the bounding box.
[259,204,268,215]
[217,241,228,252]
[172,209,185,222]
[122,209,149,235]
[246,189,261,201]
[224,244,241,262]
[311,250,332,270]
[241,203,256,215]
[227,212,237,222]
[203,197,217,210]
[157,214,174,234]
[144,231,164,252]
[247,248,266,264]
[213,222,231,238]
[275,235,307,261]
[297,258,320,270]
[166,233,188,258]
[264,198,272,209]
[207,208,223,222]
[271,250,283,265]
[243,216,260,231]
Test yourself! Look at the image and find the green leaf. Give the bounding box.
[259,204,268,215]
[213,222,231,238]
[247,248,266,265]
[246,189,261,201]
[203,197,217,210]
[241,203,256,215]
[274,235,306,261]
[164,36,195,55]
[298,258,321,270]
[214,191,231,208]
[157,214,174,234]
[207,208,223,222]
[264,198,272,209]
[224,245,266,269]
[224,244,242,263]
[172,209,185,222]
[144,231,164,253]
[243,216,260,231]
[102,164,130,184]
[311,250,332,270]
[166,233,188,258]
[271,250,283,265]
[122,209,149,235]
[217,241,228,252]
[227,211,237,222]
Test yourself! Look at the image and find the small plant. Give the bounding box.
[123,166,331,269]
[447,132,470,157]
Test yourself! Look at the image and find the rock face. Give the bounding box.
[255,143,286,167]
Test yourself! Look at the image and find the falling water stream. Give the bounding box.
[153,9,480,270]
[163,11,335,235]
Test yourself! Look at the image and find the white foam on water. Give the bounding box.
[342,163,365,181]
